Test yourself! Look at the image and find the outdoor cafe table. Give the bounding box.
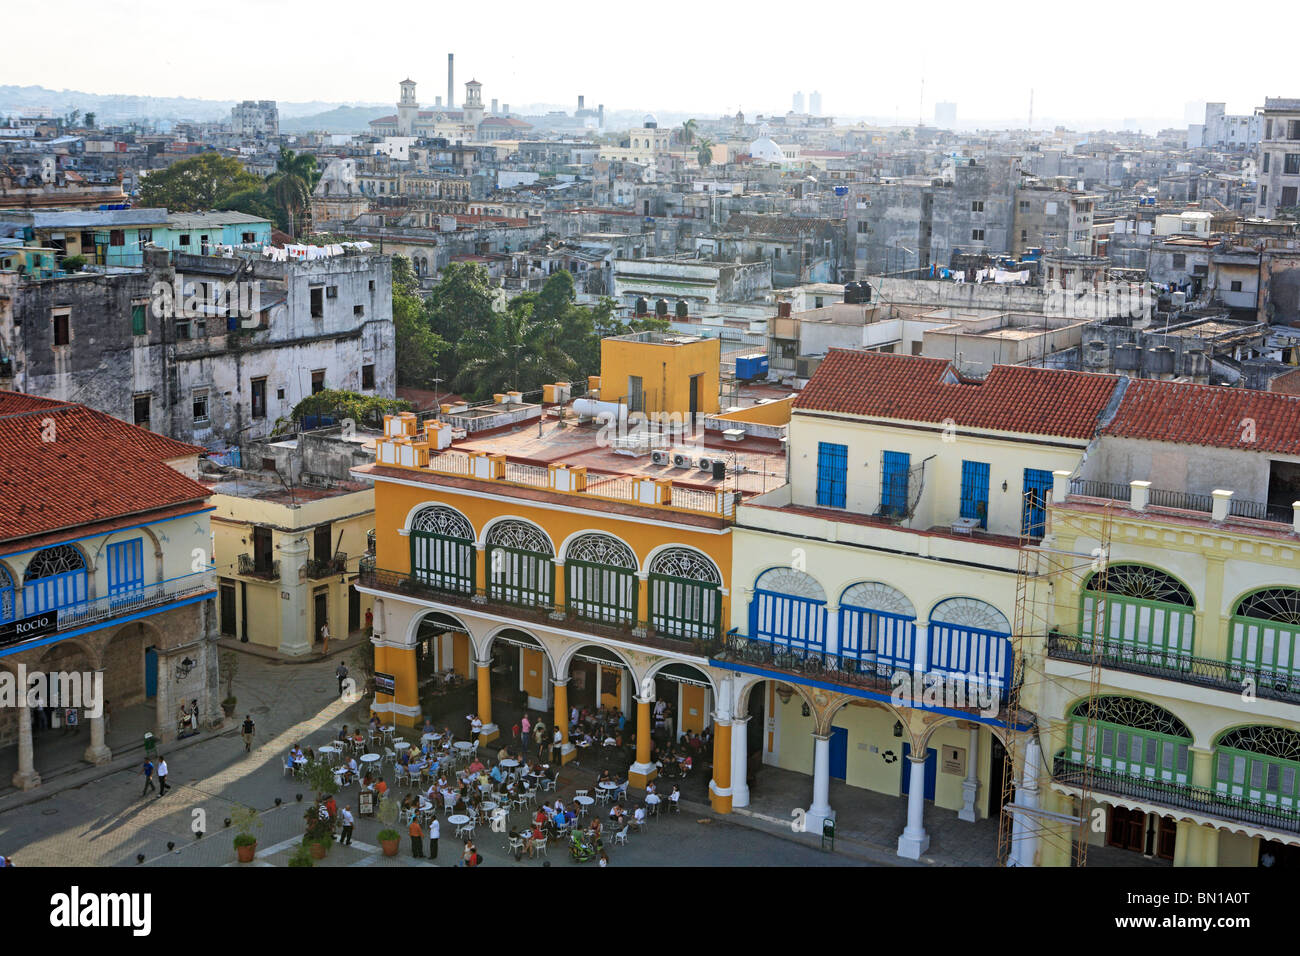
[498,758,519,768]
[422,733,440,744]
[319,745,340,757]
[597,781,619,791]
[574,795,594,808]
[360,753,381,770]
[453,741,474,753]
[646,794,661,811]
[394,740,411,752]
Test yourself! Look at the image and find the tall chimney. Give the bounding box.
[578,95,585,111]
[435,95,442,107]
[447,53,455,108]
[503,103,509,116]
[491,98,498,114]
[598,104,605,127]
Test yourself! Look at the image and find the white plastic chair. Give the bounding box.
[613,825,629,846]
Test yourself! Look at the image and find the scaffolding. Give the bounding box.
[996,492,1113,867]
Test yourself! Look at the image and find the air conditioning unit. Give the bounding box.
[697,457,714,471]
[650,449,670,465]
[672,453,692,468]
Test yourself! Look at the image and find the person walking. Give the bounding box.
[340,805,354,845]
[520,714,531,756]
[320,621,331,655]
[241,714,255,752]
[140,758,156,797]
[429,815,439,860]
[156,756,169,797]
[336,660,349,696]
[408,816,424,858]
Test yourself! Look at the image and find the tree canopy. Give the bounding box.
[390,255,447,388]
[138,153,262,211]
[290,389,409,425]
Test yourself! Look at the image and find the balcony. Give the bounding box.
[357,567,721,657]
[711,631,1016,719]
[237,553,280,580]
[305,553,346,579]
[1068,477,1295,526]
[1053,755,1300,835]
[54,570,215,633]
[1046,632,1300,705]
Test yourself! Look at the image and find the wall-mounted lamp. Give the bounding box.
[1001,480,1008,492]
[801,702,811,717]
[893,720,904,738]
[775,685,794,705]
[174,656,195,681]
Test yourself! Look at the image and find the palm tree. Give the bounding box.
[681,118,698,146]
[452,300,574,399]
[267,147,319,239]
[697,139,715,168]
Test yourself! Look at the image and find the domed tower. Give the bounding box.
[463,79,485,130]
[397,78,418,136]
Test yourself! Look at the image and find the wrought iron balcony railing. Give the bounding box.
[305,553,346,579]
[357,567,722,657]
[51,570,216,633]
[237,553,280,580]
[1046,632,1300,705]
[1053,755,1300,835]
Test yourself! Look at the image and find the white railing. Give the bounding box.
[53,570,216,632]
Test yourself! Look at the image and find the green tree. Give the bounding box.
[219,185,282,228]
[452,294,573,400]
[698,139,715,167]
[290,389,409,426]
[427,263,499,380]
[266,147,319,239]
[390,255,446,387]
[84,112,96,129]
[139,153,262,211]
[681,118,698,146]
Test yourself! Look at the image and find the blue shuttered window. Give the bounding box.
[815,442,847,508]
[880,451,910,516]
[107,538,145,599]
[928,623,1012,702]
[750,591,827,655]
[1022,468,1053,538]
[960,460,990,529]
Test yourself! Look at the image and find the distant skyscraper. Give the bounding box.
[809,91,822,116]
[934,102,957,128]
[793,91,805,114]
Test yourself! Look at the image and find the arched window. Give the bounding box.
[485,520,554,608]
[1081,564,1196,665]
[1214,725,1300,812]
[566,533,637,626]
[928,598,1012,701]
[0,563,14,624]
[23,544,87,615]
[1229,588,1300,691]
[649,547,722,642]
[749,567,827,656]
[410,505,475,595]
[839,582,916,675]
[1066,696,1192,785]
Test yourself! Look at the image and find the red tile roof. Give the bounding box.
[792,349,1120,439]
[1103,378,1300,454]
[0,392,212,546]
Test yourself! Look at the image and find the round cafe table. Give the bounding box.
[574,795,594,807]
[448,814,471,833]
[422,733,440,744]
[360,753,381,769]
[394,740,410,752]
[480,801,498,813]
[646,793,661,806]
[597,781,619,791]
[319,745,340,756]
[498,758,519,768]
[418,797,433,812]
[454,741,474,752]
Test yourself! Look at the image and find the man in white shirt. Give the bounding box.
[552,727,563,765]
[429,816,440,860]
[634,805,646,827]
[156,757,170,797]
[339,805,355,845]
[468,713,482,741]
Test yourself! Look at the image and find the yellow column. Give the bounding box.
[635,574,649,633]
[551,563,566,614]
[475,657,498,744]
[373,644,419,728]
[553,679,575,764]
[370,644,388,722]
[474,545,486,598]
[709,719,733,813]
[628,696,658,788]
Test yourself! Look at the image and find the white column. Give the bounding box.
[1011,736,1041,868]
[805,732,835,832]
[958,723,980,822]
[897,755,931,859]
[13,705,40,790]
[278,535,311,656]
[912,622,929,675]
[84,669,112,765]
[823,606,840,659]
[730,715,751,807]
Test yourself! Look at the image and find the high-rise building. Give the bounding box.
[793,91,805,114]
[1257,98,1300,217]
[809,91,822,116]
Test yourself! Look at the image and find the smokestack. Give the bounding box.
[435,96,442,107]
[503,103,509,116]
[578,95,585,111]
[598,104,605,127]
[447,53,454,108]
[491,98,498,114]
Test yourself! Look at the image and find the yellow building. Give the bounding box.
[595,331,720,419]
[207,473,374,656]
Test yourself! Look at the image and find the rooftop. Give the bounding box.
[1103,378,1300,455]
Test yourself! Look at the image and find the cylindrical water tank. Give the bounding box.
[1114,342,1140,371]
[1149,345,1176,377]
[573,398,628,423]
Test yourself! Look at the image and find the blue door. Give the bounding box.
[829,726,849,780]
[960,460,991,528]
[145,647,158,698]
[901,743,938,800]
[881,451,910,516]
[816,442,847,508]
[107,538,145,600]
[1022,468,1054,538]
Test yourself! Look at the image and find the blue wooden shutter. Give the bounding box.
[1022,468,1054,537]
[960,460,990,528]
[881,451,910,515]
[816,442,847,508]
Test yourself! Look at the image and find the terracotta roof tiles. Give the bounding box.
[1103,378,1300,454]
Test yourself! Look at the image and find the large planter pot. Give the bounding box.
[309,841,328,860]
[235,841,257,863]
[380,838,400,857]
[221,700,237,718]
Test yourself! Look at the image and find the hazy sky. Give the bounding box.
[3,0,1294,126]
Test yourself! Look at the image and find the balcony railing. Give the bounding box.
[237,553,280,580]
[305,554,346,579]
[54,570,215,632]
[357,567,721,656]
[1046,632,1300,705]
[1068,478,1292,525]
[1053,754,1300,835]
[711,631,1016,716]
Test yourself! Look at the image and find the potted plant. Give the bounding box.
[221,696,238,718]
[231,805,261,863]
[303,805,334,859]
[61,254,86,273]
[287,845,314,867]
[377,828,401,857]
